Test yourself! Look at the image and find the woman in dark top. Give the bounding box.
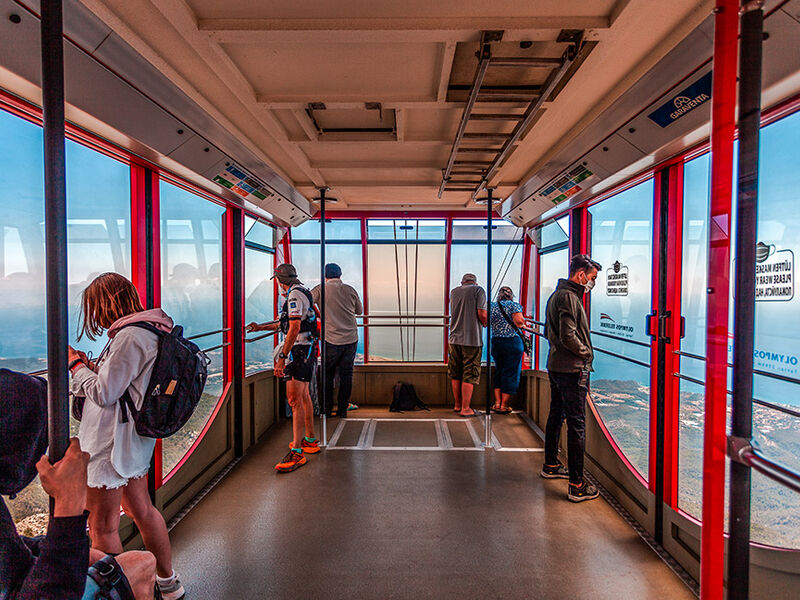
[489,287,528,414]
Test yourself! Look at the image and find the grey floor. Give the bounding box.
[169,409,696,599]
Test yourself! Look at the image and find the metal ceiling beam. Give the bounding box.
[463,133,513,140]
[468,113,525,121]
[489,57,563,67]
[473,35,584,199]
[437,31,497,198]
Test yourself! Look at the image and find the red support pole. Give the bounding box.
[702,2,738,598]
[664,163,684,508]
[519,231,533,369]
[533,249,541,369]
[130,165,162,488]
[443,217,453,363]
[360,217,370,364]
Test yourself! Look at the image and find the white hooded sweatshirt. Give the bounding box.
[70,308,174,487]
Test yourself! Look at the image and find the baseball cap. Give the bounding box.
[271,263,299,283]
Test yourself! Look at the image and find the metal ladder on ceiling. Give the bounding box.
[439,29,586,200]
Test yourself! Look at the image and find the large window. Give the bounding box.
[678,110,800,549]
[0,107,131,527]
[244,217,275,374]
[290,219,364,361]
[535,216,570,370]
[449,220,524,300]
[588,179,654,480]
[159,180,225,476]
[367,220,445,361]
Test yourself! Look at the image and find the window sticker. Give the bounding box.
[754,242,794,302]
[606,260,629,296]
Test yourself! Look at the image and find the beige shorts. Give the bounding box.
[448,344,482,384]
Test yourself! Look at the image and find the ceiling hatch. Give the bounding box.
[305,103,397,140]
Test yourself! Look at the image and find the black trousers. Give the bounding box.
[324,341,358,417]
[544,370,587,485]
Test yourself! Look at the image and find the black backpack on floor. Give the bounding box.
[390,381,430,412]
[117,322,209,438]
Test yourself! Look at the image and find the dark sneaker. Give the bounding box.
[275,449,307,472]
[540,463,569,479]
[568,482,600,502]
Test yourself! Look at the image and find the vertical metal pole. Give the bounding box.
[231,208,245,457]
[142,168,159,502]
[701,1,738,598]
[654,167,671,545]
[485,189,493,447]
[42,0,69,468]
[728,2,763,597]
[319,189,327,445]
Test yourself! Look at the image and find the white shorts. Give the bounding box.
[86,446,150,490]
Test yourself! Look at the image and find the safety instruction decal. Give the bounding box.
[755,243,794,302]
[213,162,273,203]
[606,260,629,296]
[537,163,595,205]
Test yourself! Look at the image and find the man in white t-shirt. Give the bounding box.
[246,264,320,472]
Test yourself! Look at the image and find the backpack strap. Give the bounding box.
[86,555,137,600]
[117,321,166,337]
[118,390,137,425]
[114,322,164,424]
[497,301,532,355]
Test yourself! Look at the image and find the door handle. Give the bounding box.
[646,312,657,340]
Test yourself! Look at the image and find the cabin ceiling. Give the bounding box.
[74,0,714,211]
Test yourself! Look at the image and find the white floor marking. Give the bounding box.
[324,413,544,452]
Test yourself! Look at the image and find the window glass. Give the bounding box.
[289,223,364,362]
[291,219,360,240]
[367,219,446,241]
[245,246,275,374]
[452,219,520,241]
[678,112,800,548]
[367,242,445,361]
[244,217,274,248]
[449,244,524,298]
[539,215,570,248]
[159,180,225,476]
[537,248,568,370]
[0,108,130,528]
[588,179,654,480]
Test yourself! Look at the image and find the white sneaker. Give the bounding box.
[157,571,185,600]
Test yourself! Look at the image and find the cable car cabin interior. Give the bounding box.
[0,1,799,599]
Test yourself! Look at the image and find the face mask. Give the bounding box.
[584,278,595,292]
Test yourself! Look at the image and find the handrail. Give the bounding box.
[593,346,651,369]
[675,350,800,387]
[733,444,800,495]
[355,314,449,319]
[590,329,651,348]
[673,372,800,419]
[245,331,277,344]
[186,328,230,341]
[200,342,230,353]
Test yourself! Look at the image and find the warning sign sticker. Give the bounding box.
[212,163,273,205]
[606,261,629,296]
[755,246,794,302]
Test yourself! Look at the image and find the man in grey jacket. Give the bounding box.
[540,254,602,502]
